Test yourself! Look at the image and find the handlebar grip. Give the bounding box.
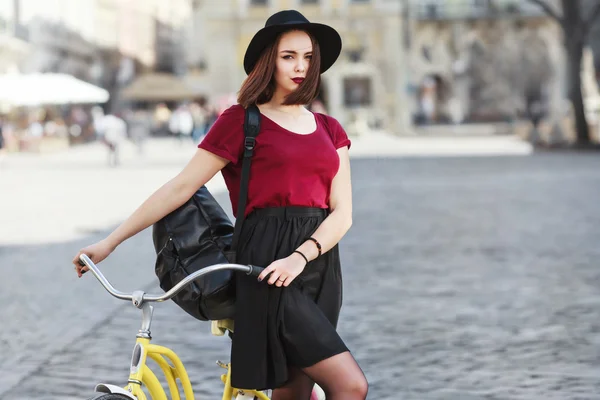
[78,254,89,273]
[247,265,265,277]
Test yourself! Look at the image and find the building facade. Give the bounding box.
[188,0,566,135]
[0,0,31,75]
[190,0,407,135]
[406,0,564,125]
[2,0,574,136]
[92,0,192,110]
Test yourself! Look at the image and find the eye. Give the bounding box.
[283,55,293,60]
[306,55,312,60]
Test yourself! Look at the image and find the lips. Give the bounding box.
[292,78,304,84]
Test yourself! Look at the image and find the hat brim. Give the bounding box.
[243,22,342,75]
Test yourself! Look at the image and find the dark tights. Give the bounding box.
[272,352,368,400]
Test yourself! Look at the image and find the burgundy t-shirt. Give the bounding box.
[198,104,351,217]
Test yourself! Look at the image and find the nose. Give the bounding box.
[295,58,306,73]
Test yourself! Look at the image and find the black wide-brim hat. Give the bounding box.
[243,10,342,75]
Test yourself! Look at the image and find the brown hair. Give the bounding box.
[237,29,322,108]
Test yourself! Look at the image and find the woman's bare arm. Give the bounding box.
[294,146,353,261]
[105,148,228,249]
[257,146,353,284]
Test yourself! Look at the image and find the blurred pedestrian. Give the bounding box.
[153,103,172,136]
[0,116,5,165]
[190,102,207,144]
[169,105,194,145]
[309,99,327,114]
[419,77,437,124]
[128,110,152,155]
[525,87,547,128]
[94,110,127,167]
[204,104,218,137]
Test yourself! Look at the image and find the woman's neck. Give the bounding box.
[265,91,305,116]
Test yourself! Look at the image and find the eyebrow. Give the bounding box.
[280,50,313,54]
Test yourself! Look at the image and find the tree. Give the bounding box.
[528,0,600,145]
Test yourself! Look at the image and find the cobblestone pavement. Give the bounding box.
[2,141,600,399]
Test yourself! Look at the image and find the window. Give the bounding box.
[472,0,493,15]
[416,0,445,19]
[347,49,365,63]
[344,77,372,107]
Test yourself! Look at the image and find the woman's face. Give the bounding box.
[274,30,313,95]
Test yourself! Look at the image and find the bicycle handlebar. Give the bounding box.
[78,254,264,304]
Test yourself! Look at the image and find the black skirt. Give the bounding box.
[230,207,348,390]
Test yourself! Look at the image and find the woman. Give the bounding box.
[73,10,368,400]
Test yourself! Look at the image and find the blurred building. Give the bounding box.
[0,0,192,111]
[189,0,406,135]
[406,0,563,125]
[0,0,576,136]
[93,0,191,110]
[0,0,33,74]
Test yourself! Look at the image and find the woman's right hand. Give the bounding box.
[72,239,115,278]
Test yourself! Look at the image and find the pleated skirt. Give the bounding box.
[230,206,348,390]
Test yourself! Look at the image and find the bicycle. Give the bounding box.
[78,254,326,400]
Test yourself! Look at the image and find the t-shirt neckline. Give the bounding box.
[260,112,319,136]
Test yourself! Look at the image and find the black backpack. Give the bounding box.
[152,105,261,321]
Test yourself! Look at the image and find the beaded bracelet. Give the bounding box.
[307,237,322,258]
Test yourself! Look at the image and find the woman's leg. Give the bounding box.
[271,366,314,400]
[302,352,368,400]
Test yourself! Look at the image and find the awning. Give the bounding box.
[0,73,110,106]
[120,73,200,101]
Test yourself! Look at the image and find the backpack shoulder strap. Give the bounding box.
[231,104,261,250]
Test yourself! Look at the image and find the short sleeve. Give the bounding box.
[198,105,245,163]
[324,115,351,150]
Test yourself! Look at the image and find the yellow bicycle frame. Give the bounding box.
[80,254,272,399]
[121,337,269,400]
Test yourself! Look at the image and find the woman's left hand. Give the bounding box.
[257,252,306,287]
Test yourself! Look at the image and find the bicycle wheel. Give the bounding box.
[86,394,132,400]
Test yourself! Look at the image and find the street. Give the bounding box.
[1,137,600,399]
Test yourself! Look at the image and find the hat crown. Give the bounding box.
[265,10,309,28]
